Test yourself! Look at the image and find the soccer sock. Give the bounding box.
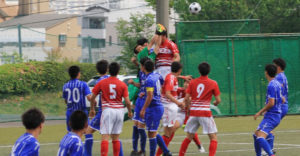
[253,134,261,156]
[156,135,170,156]
[169,132,175,142]
[179,137,191,156]
[138,128,147,152]
[119,140,123,156]
[257,137,274,156]
[156,134,170,154]
[101,140,109,156]
[132,126,139,152]
[84,134,93,156]
[209,140,218,156]
[193,133,201,147]
[266,133,274,150]
[112,140,121,156]
[149,138,157,156]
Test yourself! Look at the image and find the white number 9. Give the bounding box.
[197,84,205,98]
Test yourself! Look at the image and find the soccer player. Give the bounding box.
[253,64,282,156]
[132,38,149,66]
[11,108,45,156]
[139,60,172,156]
[178,62,221,156]
[91,62,132,156]
[57,110,88,156]
[129,57,150,156]
[154,24,180,79]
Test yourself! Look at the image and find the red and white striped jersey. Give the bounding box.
[92,77,128,109]
[161,73,178,104]
[186,76,220,117]
[155,39,179,67]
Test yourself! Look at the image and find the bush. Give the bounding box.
[0,62,97,95]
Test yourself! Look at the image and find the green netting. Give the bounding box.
[180,36,300,116]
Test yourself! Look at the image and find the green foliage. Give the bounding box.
[115,13,155,73]
[0,52,24,64]
[0,62,97,95]
[145,0,300,33]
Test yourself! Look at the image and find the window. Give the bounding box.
[82,38,105,48]
[89,18,105,29]
[59,34,66,46]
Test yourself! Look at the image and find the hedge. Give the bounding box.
[0,62,97,95]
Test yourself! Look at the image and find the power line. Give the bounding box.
[0,0,50,9]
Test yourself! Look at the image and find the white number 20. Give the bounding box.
[196,84,205,98]
[65,88,80,103]
[109,84,116,99]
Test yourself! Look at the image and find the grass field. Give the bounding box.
[1,115,300,156]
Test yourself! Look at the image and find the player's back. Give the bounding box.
[275,72,288,104]
[62,79,90,111]
[138,70,147,97]
[57,132,83,156]
[187,76,220,117]
[11,133,39,156]
[265,79,282,116]
[95,75,110,110]
[145,72,164,107]
[156,39,179,67]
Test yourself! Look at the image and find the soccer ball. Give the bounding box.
[189,2,201,14]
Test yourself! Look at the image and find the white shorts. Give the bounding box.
[155,66,171,80]
[162,102,178,127]
[175,110,186,126]
[184,116,218,134]
[100,108,124,134]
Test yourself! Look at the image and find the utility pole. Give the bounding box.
[156,0,169,34]
[18,24,23,58]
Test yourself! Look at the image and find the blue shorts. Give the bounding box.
[66,109,89,131]
[281,104,288,119]
[89,110,102,131]
[257,114,281,135]
[133,98,146,124]
[145,106,164,132]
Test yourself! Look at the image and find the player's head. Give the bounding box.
[109,62,120,76]
[22,108,45,132]
[171,61,182,75]
[140,57,150,72]
[96,60,109,75]
[134,45,144,55]
[137,38,148,46]
[265,64,277,78]
[144,60,155,73]
[69,110,88,131]
[155,24,168,38]
[198,62,210,76]
[68,65,80,79]
[273,58,286,72]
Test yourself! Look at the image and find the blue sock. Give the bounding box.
[149,138,157,156]
[84,134,93,156]
[132,126,139,152]
[253,134,261,156]
[266,133,274,150]
[156,134,169,154]
[119,140,124,156]
[257,137,273,156]
[138,128,147,152]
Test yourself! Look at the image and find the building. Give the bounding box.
[0,14,82,63]
[18,0,50,16]
[0,0,18,22]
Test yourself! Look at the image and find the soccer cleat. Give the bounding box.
[262,149,276,156]
[130,151,139,156]
[198,145,205,153]
[138,151,146,156]
[163,152,172,156]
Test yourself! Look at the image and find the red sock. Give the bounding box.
[156,135,170,156]
[112,140,120,156]
[209,140,218,156]
[193,133,201,146]
[101,140,109,156]
[179,138,191,156]
[169,132,175,142]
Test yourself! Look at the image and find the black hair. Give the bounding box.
[109,62,120,76]
[171,61,182,73]
[198,62,210,76]
[22,108,45,130]
[69,110,87,131]
[133,45,139,55]
[144,60,155,72]
[68,66,80,79]
[273,58,286,70]
[155,30,168,37]
[140,57,150,66]
[96,60,109,75]
[137,38,148,45]
[265,64,277,78]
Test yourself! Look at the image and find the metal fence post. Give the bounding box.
[88,36,92,63]
[18,24,23,59]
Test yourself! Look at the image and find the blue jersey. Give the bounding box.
[138,70,147,98]
[11,133,39,156]
[145,72,164,107]
[95,75,110,111]
[265,79,282,116]
[57,132,83,156]
[275,72,288,104]
[62,79,91,111]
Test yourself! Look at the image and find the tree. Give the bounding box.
[145,0,300,33]
[115,13,155,73]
